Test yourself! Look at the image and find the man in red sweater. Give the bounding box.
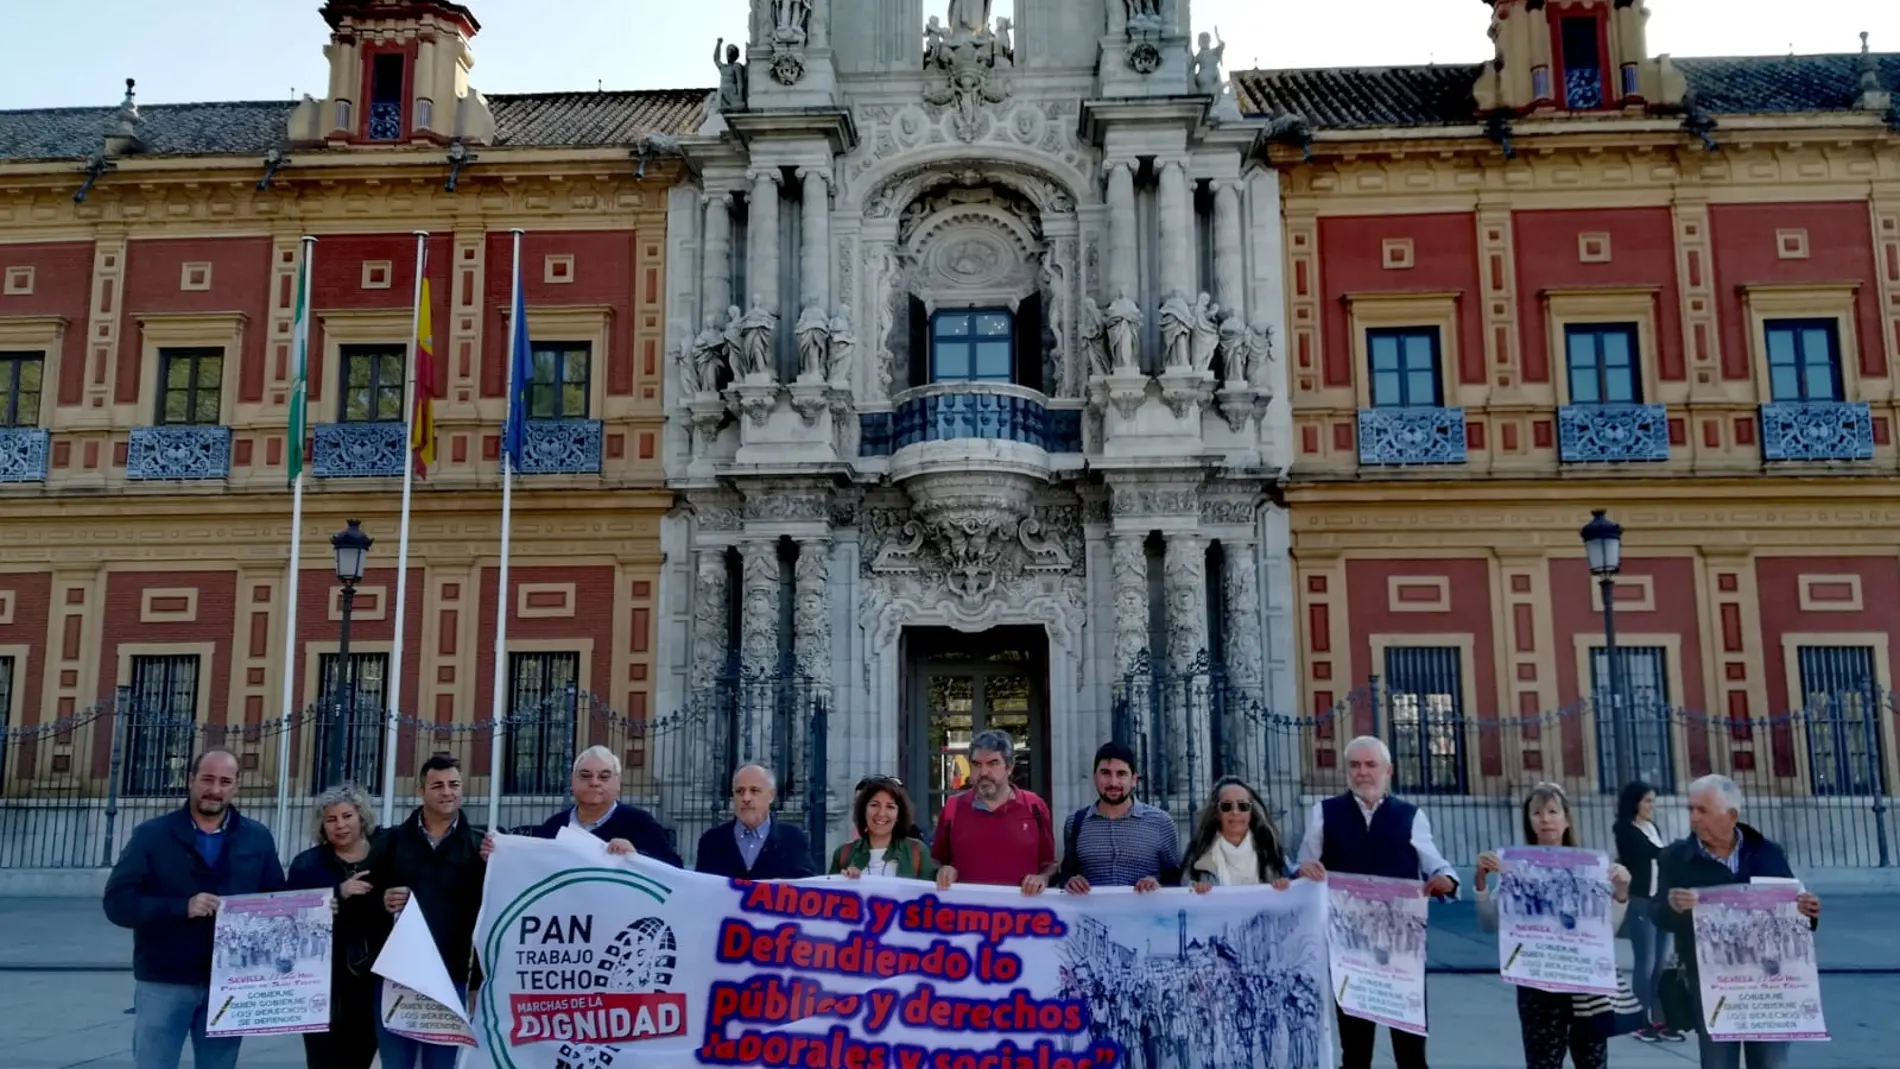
[931,729,1056,893]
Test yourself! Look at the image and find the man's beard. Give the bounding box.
[194,796,226,816]
[1098,789,1129,806]
[974,777,1005,799]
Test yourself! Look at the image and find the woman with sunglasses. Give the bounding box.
[830,776,936,880]
[1183,776,1293,890]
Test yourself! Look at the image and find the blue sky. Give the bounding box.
[2,0,1894,109]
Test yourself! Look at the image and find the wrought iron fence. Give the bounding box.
[0,672,830,872]
[1113,653,1899,873]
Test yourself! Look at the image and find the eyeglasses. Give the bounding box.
[1219,800,1252,814]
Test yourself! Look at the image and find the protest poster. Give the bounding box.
[455,832,1333,1069]
[1692,885,1828,1043]
[1494,847,1618,996]
[1326,873,1428,1037]
[375,898,478,1048]
[206,888,335,1037]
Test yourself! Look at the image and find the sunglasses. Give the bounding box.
[1219,800,1252,814]
[856,775,903,791]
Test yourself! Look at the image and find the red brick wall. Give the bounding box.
[0,242,94,406]
[0,572,53,729]
[1755,556,1900,704]
[307,233,456,405]
[1709,203,1885,381]
[290,566,429,716]
[1512,207,1684,383]
[480,231,639,398]
[1318,213,1484,388]
[116,238,273,405]
[98,570,238,714]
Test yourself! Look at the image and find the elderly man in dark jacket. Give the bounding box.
[370,754,486,1069]
[104,749,286,1069]
[1656,774,1823,1069]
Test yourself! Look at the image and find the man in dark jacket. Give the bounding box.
[371,753,486,1069]
[103,749,285,1069]
[1657,774,1822,1069]
[695,763,816,880]
[482,745,681,866]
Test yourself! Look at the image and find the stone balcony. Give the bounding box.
[1759,401,1875,462]
[1558,403,1671,464]
[515,418,603,475]
[125,425,231,481]
[312,422,407,479]
[893,383,1054,453]
[0,427,49,483]
[1356,406,1468,467]
[889,384,1059,528]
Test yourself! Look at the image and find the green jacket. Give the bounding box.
[828,836,936,880]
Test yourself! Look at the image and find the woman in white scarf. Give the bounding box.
[1183,776,1293,891]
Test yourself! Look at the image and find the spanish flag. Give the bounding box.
[411,276,437,477]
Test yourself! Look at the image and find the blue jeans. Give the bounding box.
[375,980,468,1069]
[1626,895,1674,1024]
[133,981,242,1069]
[1695,1031,1791,1069]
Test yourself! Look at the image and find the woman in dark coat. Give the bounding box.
[286,784,390,1069]
[1612,779,1684,1043]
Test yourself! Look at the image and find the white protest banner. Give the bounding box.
[375,898,477,1047]
[1693,885,1827,1042]
[470,835,1334,1069]
[206,888,334,1036]
[1495,846,1617,995]
[1326,873,1428,1037]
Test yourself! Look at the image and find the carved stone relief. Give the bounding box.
[847,100,1086,191]
[691,551,732,691]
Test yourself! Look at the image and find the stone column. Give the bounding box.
[791,537,831,797]
[1105,160,1139,302]
[1110,533,1151,763]
[737,539,781,762]
[1163,532,1212,803]
[690,549,732,695]
[1157,160,1193,300]
[1220,541,1267,784]
[1212,180,1244,320]
[702,191,735,321]
[747,168,783,314]
[799,169,831,312]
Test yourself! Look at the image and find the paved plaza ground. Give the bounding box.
[0,896,1890,1068]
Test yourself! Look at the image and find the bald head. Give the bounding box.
[732,764,776,829]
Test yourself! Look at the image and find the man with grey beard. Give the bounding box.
[932,729,1057,892]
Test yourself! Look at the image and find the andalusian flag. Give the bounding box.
[286,247,310,488]
[411,276,437,476]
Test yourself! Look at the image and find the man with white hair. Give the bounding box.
[483,745,681,866]
[695,763,817,880]
[1656,774,1821,1069]
[1295,735,1456,1069]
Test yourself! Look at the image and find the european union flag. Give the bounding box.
[502,252,531,471]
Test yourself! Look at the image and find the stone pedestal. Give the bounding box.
[731,382,842,466]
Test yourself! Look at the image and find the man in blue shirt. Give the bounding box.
[104,749,286,1069]
[1058,741,1181,892]
[695,764,816,880]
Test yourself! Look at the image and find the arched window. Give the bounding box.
[930,309,1015,383]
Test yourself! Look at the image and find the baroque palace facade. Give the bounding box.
[0,0,1896,856]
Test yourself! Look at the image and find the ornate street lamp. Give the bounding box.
[1580,510,1636,790]
[326,519,373,788]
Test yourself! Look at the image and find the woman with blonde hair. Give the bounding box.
[286,784,389,1069]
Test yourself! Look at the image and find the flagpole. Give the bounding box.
[381,230,429,825]
[275,235,316,849]
[487,229,525,831]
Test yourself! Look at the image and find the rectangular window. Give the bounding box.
[1560,17,1604,108]
[0,352,44,428]
[1797,646,1885,797]
[931,310,1015,384]
[505,651,580,795]
[1366,328,1442,407]
[158,348,223,426]
[1383,646,1466,794]
[312,652,389,788]
[1565,323,1641,404]
[1764,318,1843,402]
[367,53,406,141]
[339,344,406,423]
[125,654,201,796]
[528,342,591,419]
[1589,646,1675,792]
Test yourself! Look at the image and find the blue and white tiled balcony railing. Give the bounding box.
[312,422,408,478]
[1759,401,1875,462]
[514,418,603,475]
[863,383,1082,458]
[0,427,49,483]
[1558,403,1671,463]
[1356,406,1468,466]
[125,425,232,481]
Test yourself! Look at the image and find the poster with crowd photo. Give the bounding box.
[1692,885,1828,1043]
[1494,847,1618,996]
[206,888,335,1037]
[1326,874,1429,1037]
[403,830,1333,1069]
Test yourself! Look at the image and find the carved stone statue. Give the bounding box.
[827,306,856,384]
[1104,289,1142,373]
[795,299,831,381]
[1192,29,1227,96]
[1124,0,1164,35]
[713,39,746,111]
[1216,316,1247,384]
[688,312,729,394]
[773,0,812,43]
[1245,321,1277,389]
[991,17,1015,67]
[721,304,745,370]
[947,0,991,35]
[1080,298,1110,379]
[923,17,949,69]
[1039,250,1067,381]
[1189,293,1222,374]
[1158,292,1194,370]
[736,296,779,379]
